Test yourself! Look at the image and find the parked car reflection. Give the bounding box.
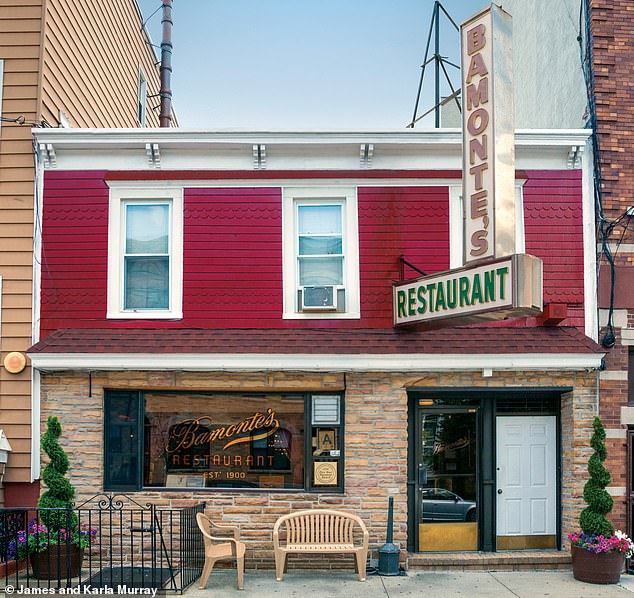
[421,488,477,522]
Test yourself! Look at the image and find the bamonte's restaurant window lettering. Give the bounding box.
[104,390,343,492]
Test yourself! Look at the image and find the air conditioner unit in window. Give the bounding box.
[300,285,338,311]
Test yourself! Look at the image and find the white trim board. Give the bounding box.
[583,138,598,342]
[32,128,592,145]
[31,368,41,482]
[106,178,463,189]
[27,352,603,372]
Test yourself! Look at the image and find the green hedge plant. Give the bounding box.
[579,416,614,537]
[38,416,78,531]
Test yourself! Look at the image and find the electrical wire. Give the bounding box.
[613,217,633,256]
[1,115,51,127]
[579,0,620,349]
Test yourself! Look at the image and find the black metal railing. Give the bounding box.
[0,495,205,593]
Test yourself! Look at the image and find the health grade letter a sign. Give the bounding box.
[392,4,543,329]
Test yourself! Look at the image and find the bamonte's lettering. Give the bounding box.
[167,408,279,453]
[463,18,492,260]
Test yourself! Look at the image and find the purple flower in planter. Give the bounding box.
[569,530,634,557]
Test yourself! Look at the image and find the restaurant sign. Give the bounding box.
[391,4,543,329]
[393,254,542,328]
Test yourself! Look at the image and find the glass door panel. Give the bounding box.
[417,411,478,551]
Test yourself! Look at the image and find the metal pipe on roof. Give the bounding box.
[159,0,173,128]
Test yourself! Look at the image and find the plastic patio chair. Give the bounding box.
[196,512,245,590]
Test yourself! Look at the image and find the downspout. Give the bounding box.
[31,139,45,482]
[159,0,173,127]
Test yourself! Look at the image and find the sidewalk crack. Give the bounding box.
[380,574,391,597]
[488,571,521,597]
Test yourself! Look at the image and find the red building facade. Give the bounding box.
[28,129,602,568]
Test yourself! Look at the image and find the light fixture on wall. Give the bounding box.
[3,351,27,374]
[0,429,13,486]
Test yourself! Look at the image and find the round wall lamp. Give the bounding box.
[4,351,27,374]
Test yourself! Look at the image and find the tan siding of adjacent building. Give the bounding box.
[41,0,161,128]
[0,0,162,503]
[0,0,44,492]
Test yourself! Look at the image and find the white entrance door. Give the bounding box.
[496,416,556,537]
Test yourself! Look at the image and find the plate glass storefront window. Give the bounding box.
[143,392,305,490]
[104,390,344,492]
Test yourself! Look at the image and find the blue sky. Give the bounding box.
[137,1,487,129]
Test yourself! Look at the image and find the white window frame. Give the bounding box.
[137,66,147,127]
[282,187,360,319]
[107,187,183,319]
[449,182,526,268]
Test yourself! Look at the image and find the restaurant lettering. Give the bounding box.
[396,267,508,318]
[167,408,279,453]
[171,454,275,468]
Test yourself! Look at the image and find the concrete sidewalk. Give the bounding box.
[184,569,634,598]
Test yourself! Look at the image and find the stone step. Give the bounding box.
[407,550,572,571]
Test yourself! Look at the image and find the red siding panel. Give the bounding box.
[39,169,586,337]
[523,170,585,327]
[358,186,450,327]
[182,187,284,327]
[40,170,110,337]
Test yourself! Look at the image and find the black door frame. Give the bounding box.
[407,387,566,553]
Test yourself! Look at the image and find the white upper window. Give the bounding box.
[108,188,183,319]
[283,187,360,319]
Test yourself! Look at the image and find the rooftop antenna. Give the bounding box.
[407,0,461,128]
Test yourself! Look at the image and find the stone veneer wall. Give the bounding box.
[38,368,600,567]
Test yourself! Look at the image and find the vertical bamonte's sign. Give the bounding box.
[392,4,543,329]
[462,4,515,264]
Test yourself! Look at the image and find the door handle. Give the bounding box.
[497,489,503,494]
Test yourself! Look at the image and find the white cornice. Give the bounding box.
[31,128,591,145]
[27,352,603,372]
[31,129,591,172]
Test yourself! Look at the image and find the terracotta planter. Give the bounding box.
[29,544,84,580]
[0,559,26,578]
[571,544,625,584]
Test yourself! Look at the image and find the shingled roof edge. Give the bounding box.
[27,327,604,357]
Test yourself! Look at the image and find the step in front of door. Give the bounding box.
[407,550,572,571]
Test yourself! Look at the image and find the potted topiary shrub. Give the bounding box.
[8,416,97,579]
[569,416,634,584]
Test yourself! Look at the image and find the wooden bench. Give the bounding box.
[273,509,369,581]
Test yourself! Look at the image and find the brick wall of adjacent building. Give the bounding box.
[38,367,600,566]
[591,0,634,534]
